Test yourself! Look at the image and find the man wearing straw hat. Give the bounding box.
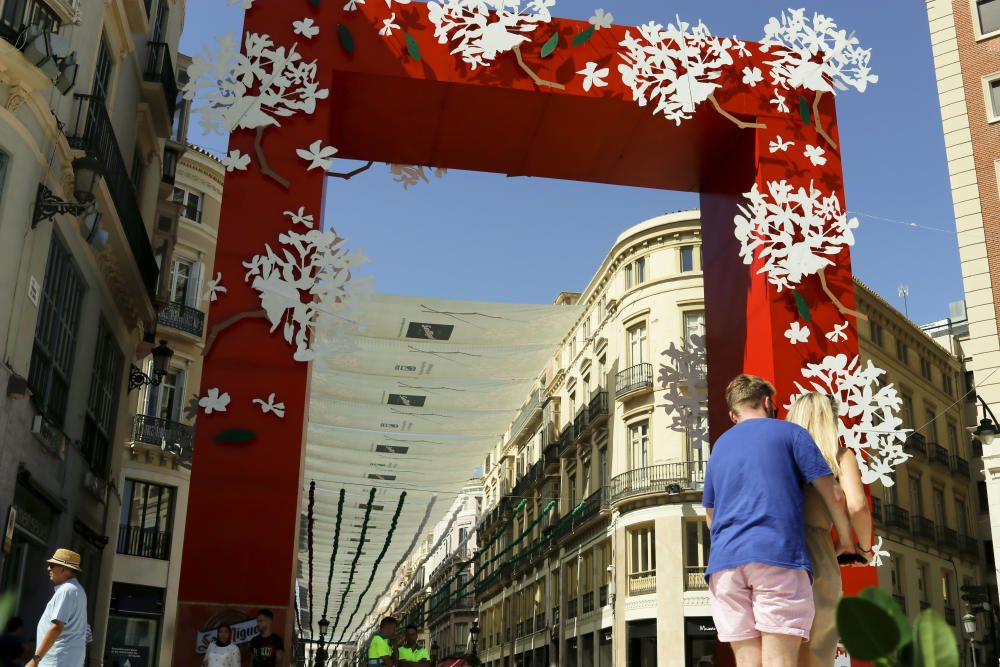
[26,549,88,667]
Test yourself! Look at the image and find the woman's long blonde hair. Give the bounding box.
[787,392,842,478]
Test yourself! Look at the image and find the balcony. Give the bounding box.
[627,571,656,596]
[607,462,705,507]
[937,526,960,552]
[964,535,980,558]
[67,95,159,300]
[685,566,707,592]
[571,489,604,530]
[510,388,543,442]
[132,414,194,459]
[543,442,560,473]
[884,504,910,531]
[871,496,883,523]
[573,409,589,439]
[930,443,950,468]
[157,302,206,337]
[511,460,542,500]
[117,524,171,560]
[905,432,926,455]
[588,390,609,424]
[912,515,936,543]
[951,455,970,478]
[558,424,574,456]
[142,42,178,136]
[945,606,956,626]
[615,363,653,399]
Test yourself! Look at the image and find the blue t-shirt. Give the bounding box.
[702,418,832,579]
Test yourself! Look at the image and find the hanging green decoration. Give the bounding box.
[214,428,256,443]
[793,291,812,323]
[330,487,376,637]
[321,488,346,621]
[540,32,560,58]
[338,24,355,53]
[799,95,812,126]
[572,26,595,46]
[405,32,421,61]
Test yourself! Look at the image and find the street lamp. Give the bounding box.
[963,612,979,667]
[969,396,999,446]
[128,340,175,392]
[32,157,105,227]
[469,620,481,656]
[431,641,439,662]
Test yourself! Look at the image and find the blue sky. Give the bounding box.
[180,1,962,325]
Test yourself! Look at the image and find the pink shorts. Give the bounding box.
[708,563,814,642]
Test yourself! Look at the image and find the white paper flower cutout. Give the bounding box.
[253,392,286,418]
[386,0,412,4]
[761,8,878,95]
[769,136,794,153]
[786,354,910,487]
[297,140,338,171]
[658,332,708,446]
[733,180,859,292]
[389,164,448,189]
[577,62,609,92]
[427,0,555,69]
[784,321,811,345]
[826,322,849,343]
[202,272,228,302]
[293,18,320,39]
[221,149,251,172]
[804,144,827,166]
[380,13,401,36]
[589,8,614,30]
[869,535,890,567]
[199,388,231,414]
[344,0,365,10]
[284,207,315,228]
[770,90,789,113]
[741,66,763,87]
[617,18,734,125]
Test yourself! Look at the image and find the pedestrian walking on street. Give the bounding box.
[397,625,430,667]
[203,623,240,667]
[249,610,284,667]
[367,617,398,667]
[25,549,88,667]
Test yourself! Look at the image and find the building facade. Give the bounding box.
[0,0,187,663]
[925,1,1000,630]
[473,212,991,667]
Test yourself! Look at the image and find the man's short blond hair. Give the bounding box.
[725,374,775,414]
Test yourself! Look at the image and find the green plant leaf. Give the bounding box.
[405,32,421,61]
[0,592,14,632]
[799,94,811,125]
[337,23,354,53]
[572,26,595,46]
[913,610,959,667]
[836,597,901,661]
[859,586,912,649]
[215,428,256,443]
[540,32,559,58]
[792,291,811,323]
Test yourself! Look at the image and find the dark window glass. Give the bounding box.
[81,320,124,474]
[92,35,112,100]
[151,0,167,43]
[979,0,1000,35]
[680,245,695,272]
[117,481,175,559]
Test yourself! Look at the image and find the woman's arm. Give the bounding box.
[839,449,873,554]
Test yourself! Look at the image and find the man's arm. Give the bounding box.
[27,621,65,667]
[810,475,853,552]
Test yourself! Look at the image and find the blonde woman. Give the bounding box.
[786,392,873,667]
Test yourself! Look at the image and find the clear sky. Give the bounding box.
[180,1,963,326]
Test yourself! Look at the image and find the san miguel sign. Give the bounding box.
[175,3,893,665]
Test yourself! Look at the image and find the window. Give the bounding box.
[624,263,632,288]
[948,423,960,456]
[145,369,182,422]
[943,372,954,396]
[131,148,145,195]
[628,526,655,575]
[173,187,203,223]
[81,321,124,474]
[987,541,996,572]
[582,315,591,341]
[597,294,607,321]
[978,481,989,513]
[920,357,933,381]
[891,558,904,595]
[978,0,1000,37]
[629,421,649,469]
[925,408,938,442]
[582,460,592,497]
[933,487,946,528]
[917,564,928,603]
[569,332,576,359]
[169,258,193,304]
[29,237,85,427]
[896,339,909,365]
[151,0,168,42]
[941,571,953,610]
[92,34,113,101]
[624,258,646,288]
[956,498,968,536]
[599,447,608,489]
[118,480,175,559]
[869,320,884,347]
[680,245,695,272]
[989,77,1000,121]
[684,520,711,579]
[627,322,647,365]
[901,394,914,427]
[1,0,61,34]
[683,310,705,345]
[568,472,577,508]
[170,93,187,142]
[910,476,923,515]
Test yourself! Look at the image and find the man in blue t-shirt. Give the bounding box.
[703,375,855,667]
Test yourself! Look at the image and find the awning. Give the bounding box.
[437,659,470,667]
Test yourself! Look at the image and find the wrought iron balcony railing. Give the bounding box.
[871,496,883,522]
[143,42,178,121]
[615,363,653,398]
[905,432,927,455]
[937,526,959,552]
[157,301,205,337]
[571,489,603,530]
[884,504,910,531]
[117,524,171,560]
[912,515,936,542]
[951,455,970,477]
[510,388,543,441]
[588,390,609,423]
[607,462,705,506]
[573,408,589,439]
[558,423,574,455]
[930,443,950,468]
[131,414,194,458]
[543,442,560,472]
[66,95,159,298]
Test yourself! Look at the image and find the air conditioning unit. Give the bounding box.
[83,472,104,500]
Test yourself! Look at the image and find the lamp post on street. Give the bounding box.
[964,612,979,667]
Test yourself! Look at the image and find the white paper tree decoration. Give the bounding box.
[786,354,910,487]
[658,333,709,446]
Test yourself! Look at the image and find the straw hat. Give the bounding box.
[46,549,82,572]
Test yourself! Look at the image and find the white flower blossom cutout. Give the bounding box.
[786,354,911,487]
[284,207,315,228]
[427,0,555,69]
[199,388,231,415]
[804,144,827,166]
[770,90,789,113]
[389,164,448,189]
[577,62,609,92]
[869,535,890,567]
[243,228,370,361]
[293,18,320,39]
[380,13,401,36]
[761,8,878,95]
[344,0,365,10]
[741,66,763,87]
[784,321,811,345]
[826,322,849,343]
[589,8,614,30]
[202,272,228,302]
[617,18,735,125]
[658,332,708,448]
[734,180,860,291]
[221,149,251,172]
[769,136,794,152]
[386,0,412,4]
[253,392,286,418]
[297,140,338,171]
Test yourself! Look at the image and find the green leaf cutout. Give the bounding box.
[913,609,959,667]
[337,23,355,53]
[858,587,912,650]
[405,32,421,61]
[540,32,559,58]
[799,94,812,125]
[572,26,595,46]
[792,291,811,323]
[215,428,257,444]
[309,0,319,6]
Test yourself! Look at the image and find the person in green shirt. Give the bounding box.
[397,625,431,667]
[368,617,398,667]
